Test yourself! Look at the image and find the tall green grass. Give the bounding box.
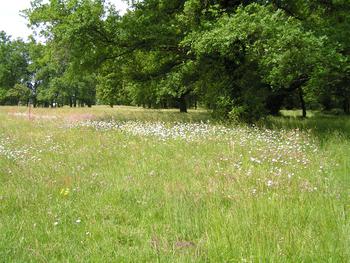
[0,106,349,262]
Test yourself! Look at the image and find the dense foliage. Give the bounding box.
[0,0,349,120]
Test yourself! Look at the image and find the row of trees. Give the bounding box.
[1,0,349,120]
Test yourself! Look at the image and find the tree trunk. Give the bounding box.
[298,87,306,118]
[32,97,37,108]
[279,75,309,117]
[266,93,286,115]
[344,96,350,114]
[178,95,187,113]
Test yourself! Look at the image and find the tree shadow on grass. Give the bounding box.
[262,112,350,140]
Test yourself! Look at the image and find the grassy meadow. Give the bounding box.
[0,106,349,262]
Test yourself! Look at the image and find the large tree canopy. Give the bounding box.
[0,0,349,119]
[0,31,30,104]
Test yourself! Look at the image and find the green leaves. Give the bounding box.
[0,32,29,104]
[1,0,345,115]
[181,1,350,117]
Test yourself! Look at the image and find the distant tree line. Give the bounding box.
[0,0,349,121]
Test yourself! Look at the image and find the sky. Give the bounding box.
[0,0,129,40]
